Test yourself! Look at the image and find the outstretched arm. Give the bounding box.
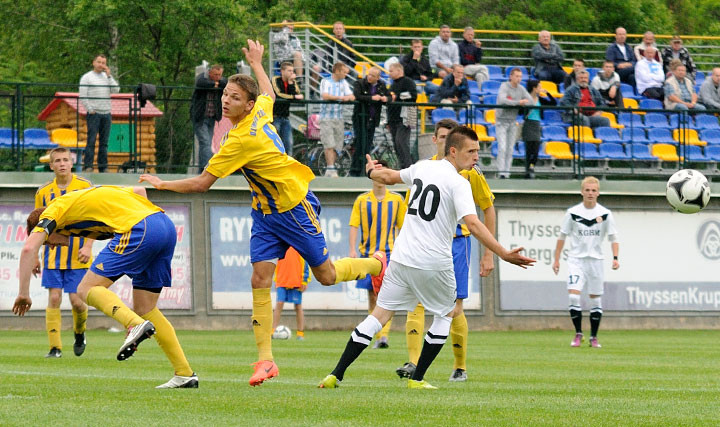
[365,154,402,185]
[243,39,274,101]
[464,214,535,268]
[138,170,218,193]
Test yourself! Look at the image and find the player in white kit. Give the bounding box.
[319,126,536,390]
[552,177,619,349]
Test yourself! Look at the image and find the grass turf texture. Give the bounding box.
[1,329,720,426]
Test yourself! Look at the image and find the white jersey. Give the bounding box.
[559,202,618,259]
[391,159,477,270]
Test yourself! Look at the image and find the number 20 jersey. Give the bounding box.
[392,159,477,271]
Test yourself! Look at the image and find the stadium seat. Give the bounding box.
[51,128,86,148]
[669,114,695,129]
[431,109,456,124]
[480,80,501,96]
[673,128,707,146]
[482,95,497,106]
[0,128,19,148]
[541,110,566,127]
[594,127,623,143]
[599,143,631,160]
[577,142,602,159]
[545,141,576,160]
[618,112,645,128]
[628,143,656,160]
[542,125,571,142]
[469,124,495,142]
[23,128,57,150]
[562,66,573,74]
[620,83,640,100]
[459,108,487,125]
[568,126,601,143]
[470,94,481,105]
[487,125,496,138]
[468,79,481,96]
[432,78,443,86]
[647,128,677,144]
[513,141,525,158]
[484,109,496,125]
[622,128,649,144]
[696,71,706,85]
[587,68,599,81]
[490,141,498,157]
[539,80,563,98]
[639,99,663,111]
[505,66,529,80]
[537,141,551,159]
[694,114,720,130]
[700,129,720,145]
[486,65,503,81]
[685,145,709,162]
[652,144,680,162]
[623,98,639,110]
[599,111,624,129]
[644,113,671,129]
[354,62,371,78]
[707,145,720,161]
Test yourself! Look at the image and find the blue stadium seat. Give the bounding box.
[622,128,649,144]
[577,142,602,159]
[648,128,677,144]
[695,71,705,85]
[480,80,501,96]
[541,110,566,127]
[639,99,663,111]
[470,94,481,105]
[486,65,503,81]
[599,143,630,160]
[644,113,671,129]
[23,128,57,150]
[700,129,720,145]
[482,95,497,106]
[618,112,646,128]
[0,128,19,148]
[628,143,656,160]
[542,125,571,142]
[594,127,623,143]
[538,141,551,159]
[669,114,695,129]
[587,68,598,81]
[707,145,720,160]
[458,109,485,125]
[694,114,720,130]
[620,83,640,100]
[431,109,456,124]
[491,141,498,157]
[505,66,529,80]
[487,125,496,138]
[468,80,481,96]
[685,145,709,161]
[513,141,525,158]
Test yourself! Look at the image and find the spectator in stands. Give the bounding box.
[272,62,303,154]
[634,31,660,62]
[661,35,697,81]
[699,68,720,110]
[591,60,623,107]
[351,67,389,177]
[312,21,356,78]
[428,25,459,79]
[605,27,636,87]
[319,62,355,177]
[387,62,417,169]
[523,80,557,179]
[431,64,471,105]
[532,30,566,84]
[272,20,305,77]
[400,39,437,95]
[564,59,585,89]
[459,26,489,83]
[635,46,665,101]
[495,68,532,179]
[664,60,705,111]
[559,69,610,129]
[79,54,119,173]
[191,64,227,172]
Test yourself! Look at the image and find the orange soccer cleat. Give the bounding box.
[371,251,387,294]
[249,360,279,386]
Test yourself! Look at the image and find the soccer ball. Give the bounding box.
[666,169,711,214]
[273,325,291,340]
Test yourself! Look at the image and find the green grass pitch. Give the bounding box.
[1,329,720,426]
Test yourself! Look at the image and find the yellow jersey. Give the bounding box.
[33,186,163,241]
[35,174,93,269]
[206,94,316,214]
[349,190,407,257]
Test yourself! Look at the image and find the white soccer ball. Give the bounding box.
[273,325,291,340]
[666,169,711,214]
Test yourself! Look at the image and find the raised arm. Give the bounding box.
[243,39,274,101]
[365,154,403,185]
[138,170,218,193]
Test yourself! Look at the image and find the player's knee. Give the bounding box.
[47,292,62,308]
[315,273,335,286]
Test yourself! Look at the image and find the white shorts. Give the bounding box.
[566,257,604,295]
[319,118,344,150]
[376,261,456,317]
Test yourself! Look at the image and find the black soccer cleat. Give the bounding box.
[117,320,155,361]
[73,332,86,356]
[395,362,416,379]
[45,347,62,358]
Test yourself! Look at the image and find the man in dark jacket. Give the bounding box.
[272,62,303,154]
[351,67,390,176]
[400,39,437,95]
[605,27,636,87]
[458,27,488,83]
[431,65,471,104]
[190,64,227,171]
[387,62,417,168]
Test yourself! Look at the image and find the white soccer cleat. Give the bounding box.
[117,320,155,361]
[156,373,199,389]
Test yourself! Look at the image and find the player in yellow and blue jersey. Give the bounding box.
[34,147,93,358]
[139,40,386,386]
[13,186,197,389]
[396,119,497,383]
[349,161,406,348]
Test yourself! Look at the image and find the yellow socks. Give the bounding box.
[376,317,392,340]
[450,312,468,371]
[296,330,305,338]
[72,307,88,334]
[86,286,143,329]
[252,288,274,361]
[333,257,381,284]
[406,304,425,365]
[46,308,62,350]
[142,308,193,377]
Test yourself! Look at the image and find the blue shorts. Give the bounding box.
[90,212,176,289]
[250,191,329,267]
[277,287,303,305]
[41,268,87,293]
[355,275,372,290]
[453,236,471,300]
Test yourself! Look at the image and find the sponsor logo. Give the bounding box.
[408,329,419,335]
[112,306,120,315]
[95,263,104,271]
[452,343,462,349]
[697,220,720,260]
[252,319,261,326]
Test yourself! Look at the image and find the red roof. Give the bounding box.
[38,92,163,120]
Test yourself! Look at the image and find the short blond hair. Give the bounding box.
[228,73,259,102]
[581,176,599,190]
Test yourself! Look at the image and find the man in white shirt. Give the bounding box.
[79,54,119,173]
[319,126,535,390]
[552,177,619,349]
[319,62,355,177]
[635,46,665,101]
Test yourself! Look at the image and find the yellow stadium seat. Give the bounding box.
[600,111,624,129]
[562,66,573,74]
[39,154,50,163]
[567,125,601,143]
[545,141,577,160]
[539,80,563,98]
[623,98,639,111]
[484,109,496,125]
[673,129,707,146]
[652,144,680,162]
[432,78,443,86]
[469,124,495,142]
[51,128,86,148]
[354,61,371,78]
